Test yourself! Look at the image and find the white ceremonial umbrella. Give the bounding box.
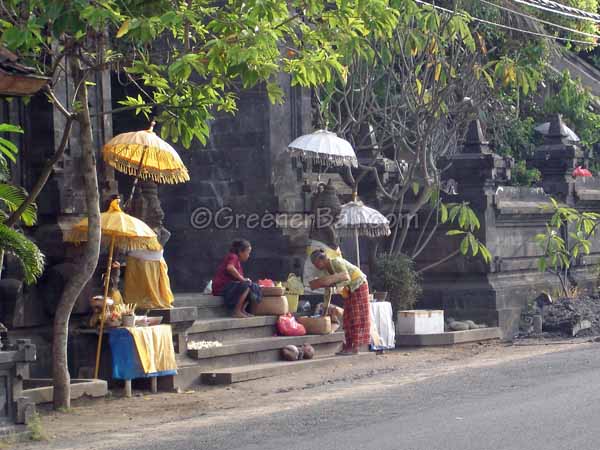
[336,196,391,267]
[535,122,580,142]
[288,129,358,168]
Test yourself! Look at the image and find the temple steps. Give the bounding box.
[187,316,278,342]
[173,293,228,318]
[158,293,346,390]
[200,352,375,385]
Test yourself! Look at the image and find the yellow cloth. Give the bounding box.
[306,243,342,258]
[127,325,177,374]
[110,289,123,305]
[124,256,174,310]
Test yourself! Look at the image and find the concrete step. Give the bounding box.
[201,352,376,385]
[174,293,227,318]
[188,333,344,360]
[396,327,502,346]
[162,333,344,390]
[187,316,278,342]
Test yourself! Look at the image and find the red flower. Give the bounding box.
[572,166,592,177]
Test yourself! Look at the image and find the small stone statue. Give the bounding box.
[309,179,342,249]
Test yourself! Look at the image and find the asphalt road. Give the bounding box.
[40,344,600,450]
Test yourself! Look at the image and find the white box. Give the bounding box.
[396,310,444,335]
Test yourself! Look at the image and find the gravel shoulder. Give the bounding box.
[15,337,596,450]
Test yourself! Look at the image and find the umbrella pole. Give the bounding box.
[124,146,149,211]
[94,235,116,379]
[354,228,360,268]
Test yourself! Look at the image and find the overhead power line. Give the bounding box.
[414,0,597,46]
[479,0,600,40]
[509,0,600,23]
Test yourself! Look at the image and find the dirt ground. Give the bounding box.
[12,337,597,449]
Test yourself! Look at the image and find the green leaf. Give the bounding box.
[448,204,460,223]
[458,206,467,228]
[538,258,547,273]
[440,203,448,223]
[480,245,492,263]
[266,81,284,104]
[415,79,422,95]
[460,236,469,255]
[469,234,478,256]
[0,137,18,162]
[446,229,465,236]
[0,183,37,226]
[411,182,420,195]
[467,208,480,230]
[116,19,130,38]
[0,223,44,284]
[573,244,581,258]
[0,124,23,134]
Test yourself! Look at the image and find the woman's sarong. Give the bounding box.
[222,281,262,309]
[343,282,371,348]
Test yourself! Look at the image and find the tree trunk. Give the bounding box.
[52,57,101,410]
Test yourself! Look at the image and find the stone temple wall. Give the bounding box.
[112,74,313,292]
[3,72,600,381]
[410,115,600,338]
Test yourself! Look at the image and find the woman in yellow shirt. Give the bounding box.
[309,249,370,355]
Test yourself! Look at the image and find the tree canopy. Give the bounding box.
[1,0,401,147]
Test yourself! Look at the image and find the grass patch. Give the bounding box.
[27,413,47,441]
[0,433,17,449]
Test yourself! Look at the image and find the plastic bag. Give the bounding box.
[276,313,306,336]
[258,279,274,287]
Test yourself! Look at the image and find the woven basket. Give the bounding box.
[251,296,289,316]
[260,286,286,297]
[298,316,332,335]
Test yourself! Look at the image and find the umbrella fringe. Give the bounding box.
[65,230,162,251]
[290,150,358,168]
[336,225,391,238]
[104,146,190,184]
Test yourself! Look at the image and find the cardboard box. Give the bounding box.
[396,310,444,335]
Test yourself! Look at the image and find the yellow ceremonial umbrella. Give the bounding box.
[102,121,190,208]
[66,198,161,378]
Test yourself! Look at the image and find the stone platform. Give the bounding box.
[396,327,502,347]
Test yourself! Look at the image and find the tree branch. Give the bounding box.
[45,86,73,119]
[417,249,461,274]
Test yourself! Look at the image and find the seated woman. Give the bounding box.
[212,239,261,318]
[309,249,370,355]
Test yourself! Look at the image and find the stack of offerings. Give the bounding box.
[251,280,289,316]
[297,288,339,335]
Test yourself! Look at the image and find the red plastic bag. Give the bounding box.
[258,279,275,287]
[277,313,306,336]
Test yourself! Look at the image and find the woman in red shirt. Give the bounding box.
[212,239,260,318]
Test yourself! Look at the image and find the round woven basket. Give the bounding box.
[260,286,285,297]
